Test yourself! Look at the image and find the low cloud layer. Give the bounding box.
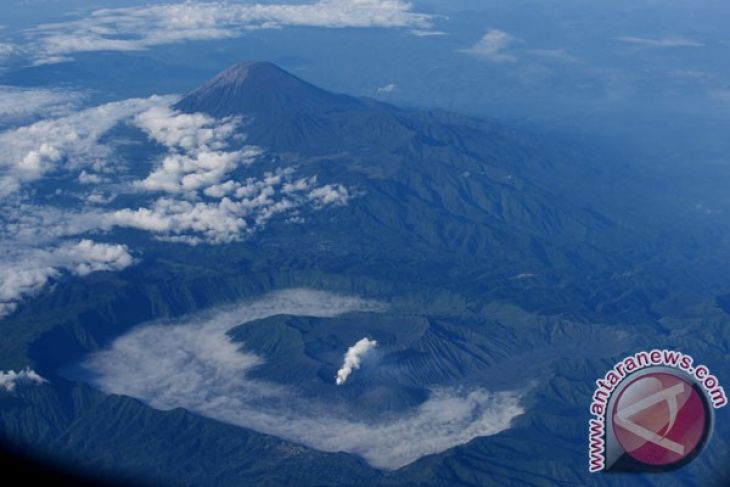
[27,0,433,63]
[0,367,47,392]
[75,289,524,470]
[336,337,377,385]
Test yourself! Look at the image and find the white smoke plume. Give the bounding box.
[335,337,377,385]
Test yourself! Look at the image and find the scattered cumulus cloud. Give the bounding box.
[55,239,134,276]
[28,0,433,63]
[78,170,108,185]
[137,149,256,194]
[102,105,353,244]
[133,106,259,194]
[74,289,524,470]
[615,36,703,48]
[0,368,47,392]
[110,171,349,245]
[461,29,518,63]
[336,337,377,385]
[135,106,240,152]
[86,192,117,205]
[110,197,250,245]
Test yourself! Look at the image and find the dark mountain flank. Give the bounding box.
[174,62,666,321]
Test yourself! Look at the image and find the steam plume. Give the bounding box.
[335,337,377,385]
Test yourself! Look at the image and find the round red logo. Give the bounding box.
[611,372,708,466]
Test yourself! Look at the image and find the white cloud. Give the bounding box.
[308,184,350,207]
[0,96,354,315]
[0,240,134,317]
[462,29,518,63]
[54,239,135,276]
[0,95,173,195]
[133,106,261,194]
[282,176,317,194]
[376,83,397,94]
[0,176,20,196]
[0,86,83,128]
[32,55,74,66]
[0,204,109,247]
[78,170,108,185]
[410,29,446,37]
[29,0,432,62]
[74,289,524,470]
[110,197,250,245]
[335,337,377,385]
[0,367,47,392]
[615,36,703,48]
[104,104,355,244]
[109,169,344,244]
[86,192,116,205]
[0,42,15,58]
[135,106,240,152]
[511,272,537,280]
[137,150,254,194]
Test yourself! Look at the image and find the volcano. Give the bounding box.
[175,61,363,118]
